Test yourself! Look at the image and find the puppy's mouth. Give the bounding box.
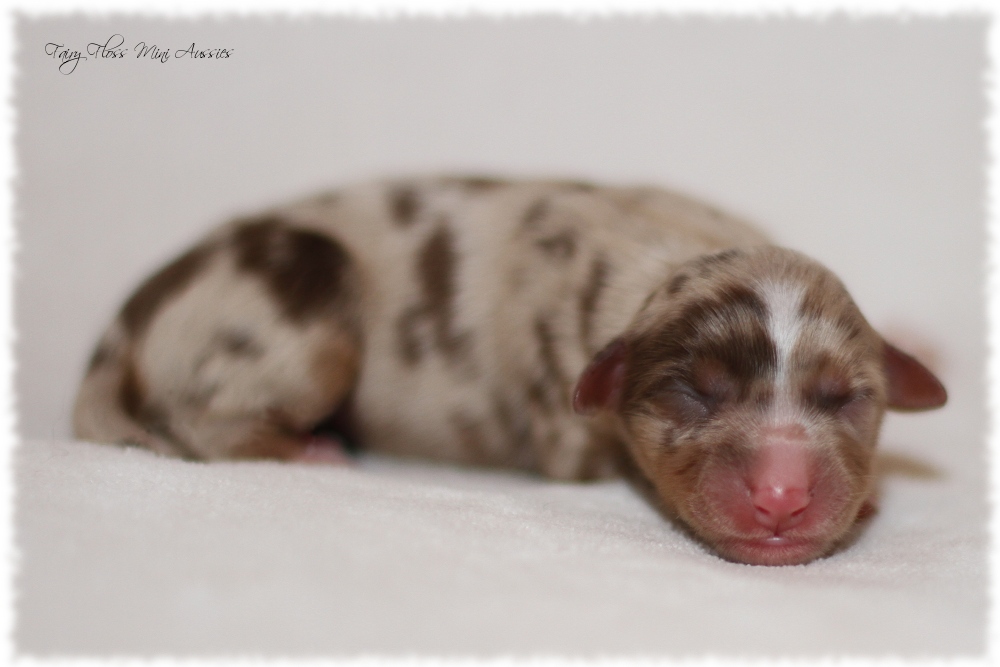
[715,535,829,566]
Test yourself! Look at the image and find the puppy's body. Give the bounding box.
[74,176,945,565]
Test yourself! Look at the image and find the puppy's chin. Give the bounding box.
[711,536,833,566]
[687,499,871,566]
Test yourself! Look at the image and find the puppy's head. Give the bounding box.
[574,247,946,566]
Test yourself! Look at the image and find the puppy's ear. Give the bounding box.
[573,338,627,415]
[883,341,947,410]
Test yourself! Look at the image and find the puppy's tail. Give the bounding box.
[72,321,181,457]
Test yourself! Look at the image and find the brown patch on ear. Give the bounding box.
[233,217,354,323]
[883,341,948,410]
[121,242,214,335]
[573,338,627,415]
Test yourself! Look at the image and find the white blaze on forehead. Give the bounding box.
[756,280,806,418]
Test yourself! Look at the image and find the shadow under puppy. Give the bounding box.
[74,176,946,566]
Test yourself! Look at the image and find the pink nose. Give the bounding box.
[748,432,813,534]
[752,485,811,533]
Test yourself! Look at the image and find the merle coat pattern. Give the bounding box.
[74,177,946,565]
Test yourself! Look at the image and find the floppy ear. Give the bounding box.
[573,338,627,415]
[883,341,947,410]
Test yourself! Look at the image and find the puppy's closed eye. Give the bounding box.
[804,371,874,420]
[659,360,739,421]
[659,381,713,421]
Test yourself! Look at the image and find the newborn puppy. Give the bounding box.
[73,176,946,566]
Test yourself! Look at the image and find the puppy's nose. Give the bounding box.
[752,485,811,532]
[748,437,813,533]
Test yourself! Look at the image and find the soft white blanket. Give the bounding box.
[15,437,984,658]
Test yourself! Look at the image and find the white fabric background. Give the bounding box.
[14,16,987,656]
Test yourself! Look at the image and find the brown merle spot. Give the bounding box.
[623,282,777,414]
[535,230,577,259]
[419,226,455,317]
[389,186,420,226]
[579,257,609,351]
[121,243,214,336]
[670,282,774,382]
[234,217,353,323]
[418,226,469,358]
[396,225,472,364]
